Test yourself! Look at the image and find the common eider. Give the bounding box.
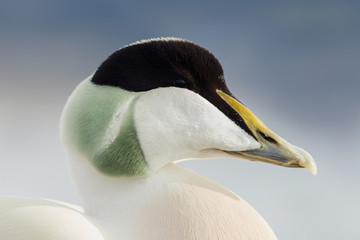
[0,38,316,240]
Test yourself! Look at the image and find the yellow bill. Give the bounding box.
[216,89,317,175]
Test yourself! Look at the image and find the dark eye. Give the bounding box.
[175,79,187,88]
[258,131,277,144]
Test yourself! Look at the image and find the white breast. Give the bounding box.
[87,164,277,240]
[0,163,276,240]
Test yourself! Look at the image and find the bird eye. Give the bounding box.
[258,131,277,144]
[175,79,187,88]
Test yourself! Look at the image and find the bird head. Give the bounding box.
[60,38,317,177]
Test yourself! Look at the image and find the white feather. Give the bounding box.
[1,78,276,239]
[64,152,277,240]
[134,87,260,172]
[0,197,104,240]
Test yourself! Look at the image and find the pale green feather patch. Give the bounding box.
[93,97,147,176]
[62,78,148,176]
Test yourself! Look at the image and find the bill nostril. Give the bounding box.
[258,131,277,144]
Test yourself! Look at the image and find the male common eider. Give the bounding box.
[0,38,316,240]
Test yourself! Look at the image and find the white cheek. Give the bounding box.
[134,88,260,170]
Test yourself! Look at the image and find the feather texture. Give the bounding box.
[0,197,104,240]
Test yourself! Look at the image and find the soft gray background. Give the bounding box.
[1,0,359,239]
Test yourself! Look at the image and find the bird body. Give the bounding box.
[0,164,276,240]
[0,197,103,240]
[0,38,316,239]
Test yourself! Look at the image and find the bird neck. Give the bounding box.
[60,78,151,177]
[65,148,188,216]
[65,149,278,240]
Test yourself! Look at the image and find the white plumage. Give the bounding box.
[0,197,104,240]
[0,38,315,240]
[0,164,276,240]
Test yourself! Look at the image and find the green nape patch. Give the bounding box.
[62,79,148,177]
[93,97,147,176]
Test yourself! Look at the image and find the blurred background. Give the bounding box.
[0,0,359,239]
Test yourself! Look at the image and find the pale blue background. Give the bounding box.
[0,1,359,239]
